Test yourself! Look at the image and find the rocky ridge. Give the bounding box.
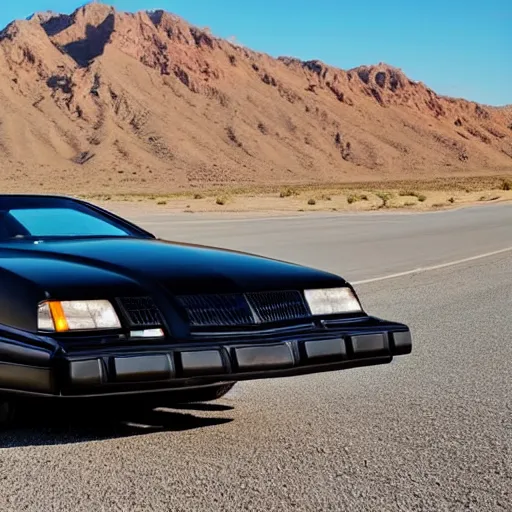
[0,3,510,194]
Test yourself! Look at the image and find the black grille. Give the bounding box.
[176,294,254,327]
[177,291,311,328]
[246,290,310,323]
[118,297,162,326]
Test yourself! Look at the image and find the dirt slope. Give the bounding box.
[0,3,511,194]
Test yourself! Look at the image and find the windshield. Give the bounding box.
[0,197,138,240]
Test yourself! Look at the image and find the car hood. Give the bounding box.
[0,237,345,296]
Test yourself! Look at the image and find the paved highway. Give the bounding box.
[127,202,512,283]
[0,204,511,511]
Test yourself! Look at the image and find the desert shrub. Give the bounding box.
[226,127,242,147]
[404,201,416,206]
[216,195,228,205]
[193,193,204,199]
[376,192,392,208]
[257,122,268,135]
[501,179,511,191]
[347,193,368,204]
[307,198,316,206]
[399,190,427,202]
[279,187,298,198]
[262,73,277,87]
[448,197,455,203]
[157,200,167,205]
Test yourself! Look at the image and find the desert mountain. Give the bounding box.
[0,3,510,194]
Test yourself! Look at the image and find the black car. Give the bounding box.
[0,194,411,425]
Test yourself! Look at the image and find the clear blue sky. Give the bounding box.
[1,1,510,106]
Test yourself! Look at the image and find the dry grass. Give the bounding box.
[82,174,512,215]
[347,193,369,204]
[375,191,393,208]
[279,187,299,198]
[399,190,427,202]
[77,174,512,204]
[479,194,501,202]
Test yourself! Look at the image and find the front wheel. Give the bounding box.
[0,399,16,429]
[106,383,239,417]
[130,383,237,411]
[177,382,237,403]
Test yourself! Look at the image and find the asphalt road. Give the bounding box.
[0,204,511,511]
[128,202,512,283]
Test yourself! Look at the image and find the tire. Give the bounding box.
[114,383,238,416]
[0,399,16,429]
[177,382,236,403]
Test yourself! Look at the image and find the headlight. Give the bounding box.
[304,287,362,315]
[38,300,122,332]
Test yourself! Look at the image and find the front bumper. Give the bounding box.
[0,318,411,398]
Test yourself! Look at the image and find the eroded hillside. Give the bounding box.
[0,3,510,194]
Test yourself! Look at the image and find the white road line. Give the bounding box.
[352,246,512,285]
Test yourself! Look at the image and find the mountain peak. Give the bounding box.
[0,3,510,194]
[26,10,60,23]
